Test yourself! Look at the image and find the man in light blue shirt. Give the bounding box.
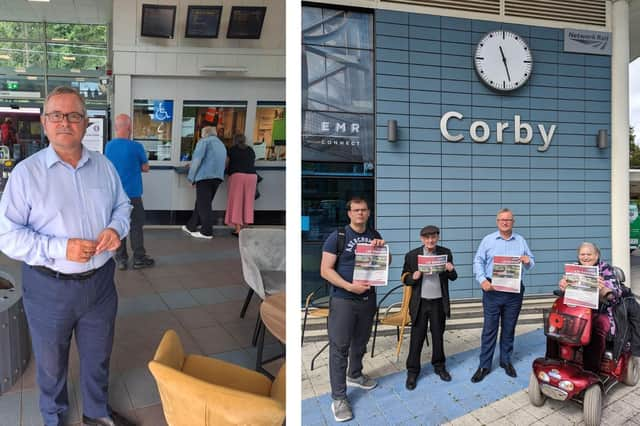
[0,87,132,426]
[471,208,534,383]
[182,125,227,239]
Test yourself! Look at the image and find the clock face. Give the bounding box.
[474,30,533,92]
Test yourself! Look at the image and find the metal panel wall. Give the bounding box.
[375,10,611,299]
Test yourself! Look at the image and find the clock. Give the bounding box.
[474,30,533,92]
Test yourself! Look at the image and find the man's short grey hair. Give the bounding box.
[577,242,601,258]
[201,126,217,138]
[496,208,513,219]
[44,86,87,116]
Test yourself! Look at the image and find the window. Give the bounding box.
[180,102,247,161]
[133,100,174,161]
[253,102,285,161]
[0,21,108,108]
[302,7,374,167]
[46,77,106,102]
[0,41,46,74]
[301,6,376,302]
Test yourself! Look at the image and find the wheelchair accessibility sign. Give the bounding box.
[153,100,173,122]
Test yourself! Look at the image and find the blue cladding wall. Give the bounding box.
[375,11,611,299]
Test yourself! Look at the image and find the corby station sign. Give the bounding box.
[440,111,557,152]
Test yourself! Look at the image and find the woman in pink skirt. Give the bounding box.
[225,134,257,236]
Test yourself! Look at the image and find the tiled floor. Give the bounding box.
[0,227,284,426]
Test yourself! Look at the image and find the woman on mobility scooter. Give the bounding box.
[546,242,622,374]
[529,242,640,426]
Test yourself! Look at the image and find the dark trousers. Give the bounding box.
[328,296,377,400]
[479,289,524,369]
[115,197,146,261]
[186,178,222,236]
[22,260,117,426]
[406,298,446,375]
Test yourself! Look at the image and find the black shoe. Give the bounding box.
[117,260,128,271]
[405,373,417,390]
[83,410,136,426]
[471,367,490,383]
[500,362,517,378]
[435,368,451,382]
[132,256,155,269]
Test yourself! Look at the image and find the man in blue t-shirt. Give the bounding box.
[105,114,154,270]
[320,197,388,423]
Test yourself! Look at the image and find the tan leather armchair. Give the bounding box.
[148,330,285,426]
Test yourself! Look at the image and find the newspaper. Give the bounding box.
[352,243,389,286]
[491,256,522,293]
[418,254,448,274]
[563,264,599,309]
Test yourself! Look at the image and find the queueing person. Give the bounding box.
[182,125,227,239]
[471,208,534,383]
[401,225,457,389]
[0,86,134,426]
[225,134,257,236]
[320,197,389,422]
[105,113,155,270]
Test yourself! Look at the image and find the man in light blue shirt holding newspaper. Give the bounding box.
[0,87,132,426]
[471,208,534,383]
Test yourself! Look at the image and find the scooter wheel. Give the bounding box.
[623,356,639,386]
[583,384,602,426]
[528,372,545,407]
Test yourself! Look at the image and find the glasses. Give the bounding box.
[497,219,514,222]
[350,209,369,213]
[45,112,85,123]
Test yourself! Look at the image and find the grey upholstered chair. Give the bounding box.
[238,228,286,347]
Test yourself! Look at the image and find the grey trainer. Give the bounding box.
[331,399,353,422]
[346,374,377,390]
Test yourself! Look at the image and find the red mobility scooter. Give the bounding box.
[529,267,639,426]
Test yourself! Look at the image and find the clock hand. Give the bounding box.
[499,45,511,82]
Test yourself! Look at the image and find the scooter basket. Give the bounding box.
[543,309,589,345]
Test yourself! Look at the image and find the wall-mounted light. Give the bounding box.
[597,129,608,149]
[388,119,397,142]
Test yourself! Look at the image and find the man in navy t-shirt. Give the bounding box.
[105,114,154,270]
[320,197,388,422]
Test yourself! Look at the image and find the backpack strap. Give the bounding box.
[336,226,346,256]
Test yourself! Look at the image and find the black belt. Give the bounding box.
[32,265,101,281]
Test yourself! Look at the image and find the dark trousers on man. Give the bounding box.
[186,178,222,237]
[478,289,524,369]
[22,260,117,426]
[115,197,146,262]
[328,296,377,400]
[406,298,446,375]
